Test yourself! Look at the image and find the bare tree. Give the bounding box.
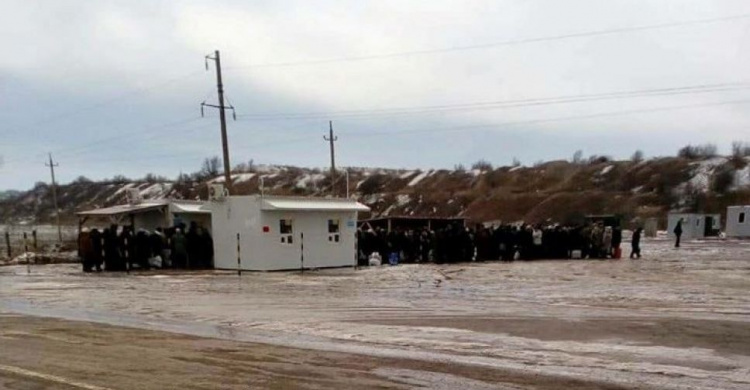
[572,150,584,164]
[201,156,221,177]
[631,150,644,163]
[471,159,493,171]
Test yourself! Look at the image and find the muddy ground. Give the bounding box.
[1,237,749,389]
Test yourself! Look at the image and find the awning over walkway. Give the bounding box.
[261,197,370,212]
[76,201,169,217]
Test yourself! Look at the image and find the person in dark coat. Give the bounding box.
[630,227,643,259]
[612,226,623,258]
[78,228,94,272]
[171,228,188,268]
[103,224,121,271]
[186,222,200,269]
[674,219,683,248]
[134,229,151,270]
[198,227,214,269]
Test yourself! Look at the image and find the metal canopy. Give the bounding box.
[261,197,370,212]
[76,201,169,217]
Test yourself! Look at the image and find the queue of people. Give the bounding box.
[357,222,643,266]
[78,221,213,272]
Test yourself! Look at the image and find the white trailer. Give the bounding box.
[667,213,721,240]
[207,195,369,271]
[726,205,750,238]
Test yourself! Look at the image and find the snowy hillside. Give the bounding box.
[1,157,749,225]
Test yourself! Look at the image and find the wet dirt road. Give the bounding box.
[1,238,749,389]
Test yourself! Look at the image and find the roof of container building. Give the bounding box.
[171,201,211,214]
[260,197,370,212]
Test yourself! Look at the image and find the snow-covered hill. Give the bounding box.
[2,157,749,225]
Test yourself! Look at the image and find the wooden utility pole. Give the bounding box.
[324,121,338,196]
[45,153,62,243]
[203,50,234,194]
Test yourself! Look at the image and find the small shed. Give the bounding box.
[208,195,369,271]
[726,205,750,237]
[667,213,721,240]
[77,200,211,232]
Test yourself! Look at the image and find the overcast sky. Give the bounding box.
[2,0,749,190]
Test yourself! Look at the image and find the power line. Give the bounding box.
[236,82,750,120]
[342,98,750,138]
[226,13,750,69]
[65,97,750,168]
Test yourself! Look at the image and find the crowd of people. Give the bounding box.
[357,222,643,266]
[77,221,213,272]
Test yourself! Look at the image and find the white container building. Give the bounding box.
[207,195,369,271]
[725,205,750,238]
[667,212,721,240]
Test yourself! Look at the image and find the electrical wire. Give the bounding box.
[236,82,750,121]
[226,13,750,69]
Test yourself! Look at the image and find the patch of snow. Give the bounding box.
[509,166,523,172]
[396,194,410,207]
[295,173,325,189]
[107,183,136,202]
[733,165,750,189]
[688,157,727,192]
[363,194,381,205]
[600,165,614,175]
[254,164,281,174]
[113,183,135,196]
[233,173,255,184]
[399,170,416,179]
[355,179,366,189]
[631,185,644,194]
[139,183,172,198]
[408,170,431,187]
[470,169,484,177]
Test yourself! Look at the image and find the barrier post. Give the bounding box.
[236,233,241,276]
[4,232,10,259]
[24,232,30,274]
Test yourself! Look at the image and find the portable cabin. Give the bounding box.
[208,195,369,271]
[725,205,750,238]
[667,213,721,240]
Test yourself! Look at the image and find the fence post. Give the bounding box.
[300,232,304,274]
[24,232,30,274]
[124,235,130,275]
[236,233,241,277]
[32,230,38,251]
[4,232,10,259]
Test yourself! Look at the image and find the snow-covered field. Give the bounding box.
[1,238,749,389]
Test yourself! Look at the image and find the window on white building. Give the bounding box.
[740,212,746,224]
[280,219,293,244]
[328,219,340,243]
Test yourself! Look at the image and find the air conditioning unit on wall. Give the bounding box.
[209,183,228,201]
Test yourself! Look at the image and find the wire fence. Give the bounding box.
[1,225,78,260]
